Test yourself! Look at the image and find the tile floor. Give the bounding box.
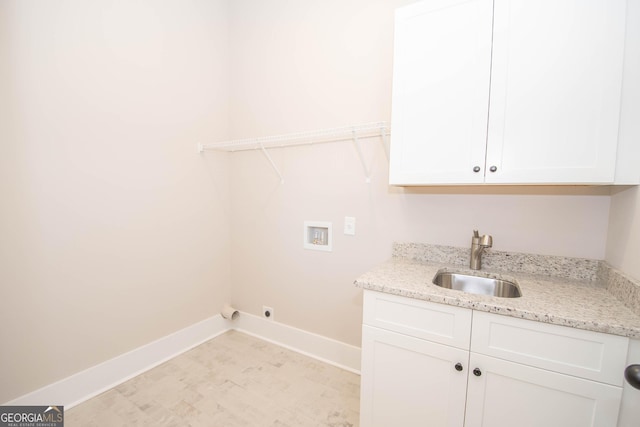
[65,330,360,426]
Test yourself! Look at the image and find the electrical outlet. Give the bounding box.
[263,306,274,320]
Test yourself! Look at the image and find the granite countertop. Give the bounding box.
[355,244,640,339]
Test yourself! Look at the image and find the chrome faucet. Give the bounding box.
[470,230,492,270]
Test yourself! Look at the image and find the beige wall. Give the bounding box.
[607,188,640,279]
[2,0,635,404]
[0,0,231,403]
[227,0,613,347]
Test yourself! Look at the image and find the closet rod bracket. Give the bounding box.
[259,143,285,184]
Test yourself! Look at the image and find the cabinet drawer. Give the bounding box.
[363,290,471,350]
[471,311,629,386]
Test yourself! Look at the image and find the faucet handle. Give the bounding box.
[472,230,492,247]
[479,234,493,247]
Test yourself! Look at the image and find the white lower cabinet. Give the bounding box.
[360,291,627,427]
[465,353,622,427]
[360,325,469,427]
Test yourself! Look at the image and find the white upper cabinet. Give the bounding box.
[389,0,631,185]
[485,0,626,184]
[389,0,494,184]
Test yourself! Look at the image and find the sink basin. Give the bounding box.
[432,271,522,298]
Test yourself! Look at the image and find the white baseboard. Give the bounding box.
[6,315,232,409]
[4,312,361,409]
[234,312,361,375]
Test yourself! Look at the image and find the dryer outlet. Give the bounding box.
[263,306,274,320]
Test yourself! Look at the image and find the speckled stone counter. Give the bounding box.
[355,243,640,339]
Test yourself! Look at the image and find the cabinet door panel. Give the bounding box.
[389,0,493,185]
[360,325,468,427]
[465,353,622,427]
[486,0,627,184]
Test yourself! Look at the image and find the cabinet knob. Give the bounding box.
[473,368,482,377]
[473,166,481,173]
[489,166,497,173]
[455,363,463,372]
[625,364,640,390]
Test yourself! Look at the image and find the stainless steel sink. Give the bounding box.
[432,271,522,298]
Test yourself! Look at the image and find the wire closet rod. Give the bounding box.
[197,121,390,184]
[198,121,389,152]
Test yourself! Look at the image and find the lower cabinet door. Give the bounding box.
[464,353,623,427]
[360,325,469,427]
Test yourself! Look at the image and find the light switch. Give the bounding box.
[344,216,356,236]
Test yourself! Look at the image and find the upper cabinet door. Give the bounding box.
[389,0,494,185]
[485,0,627,184]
